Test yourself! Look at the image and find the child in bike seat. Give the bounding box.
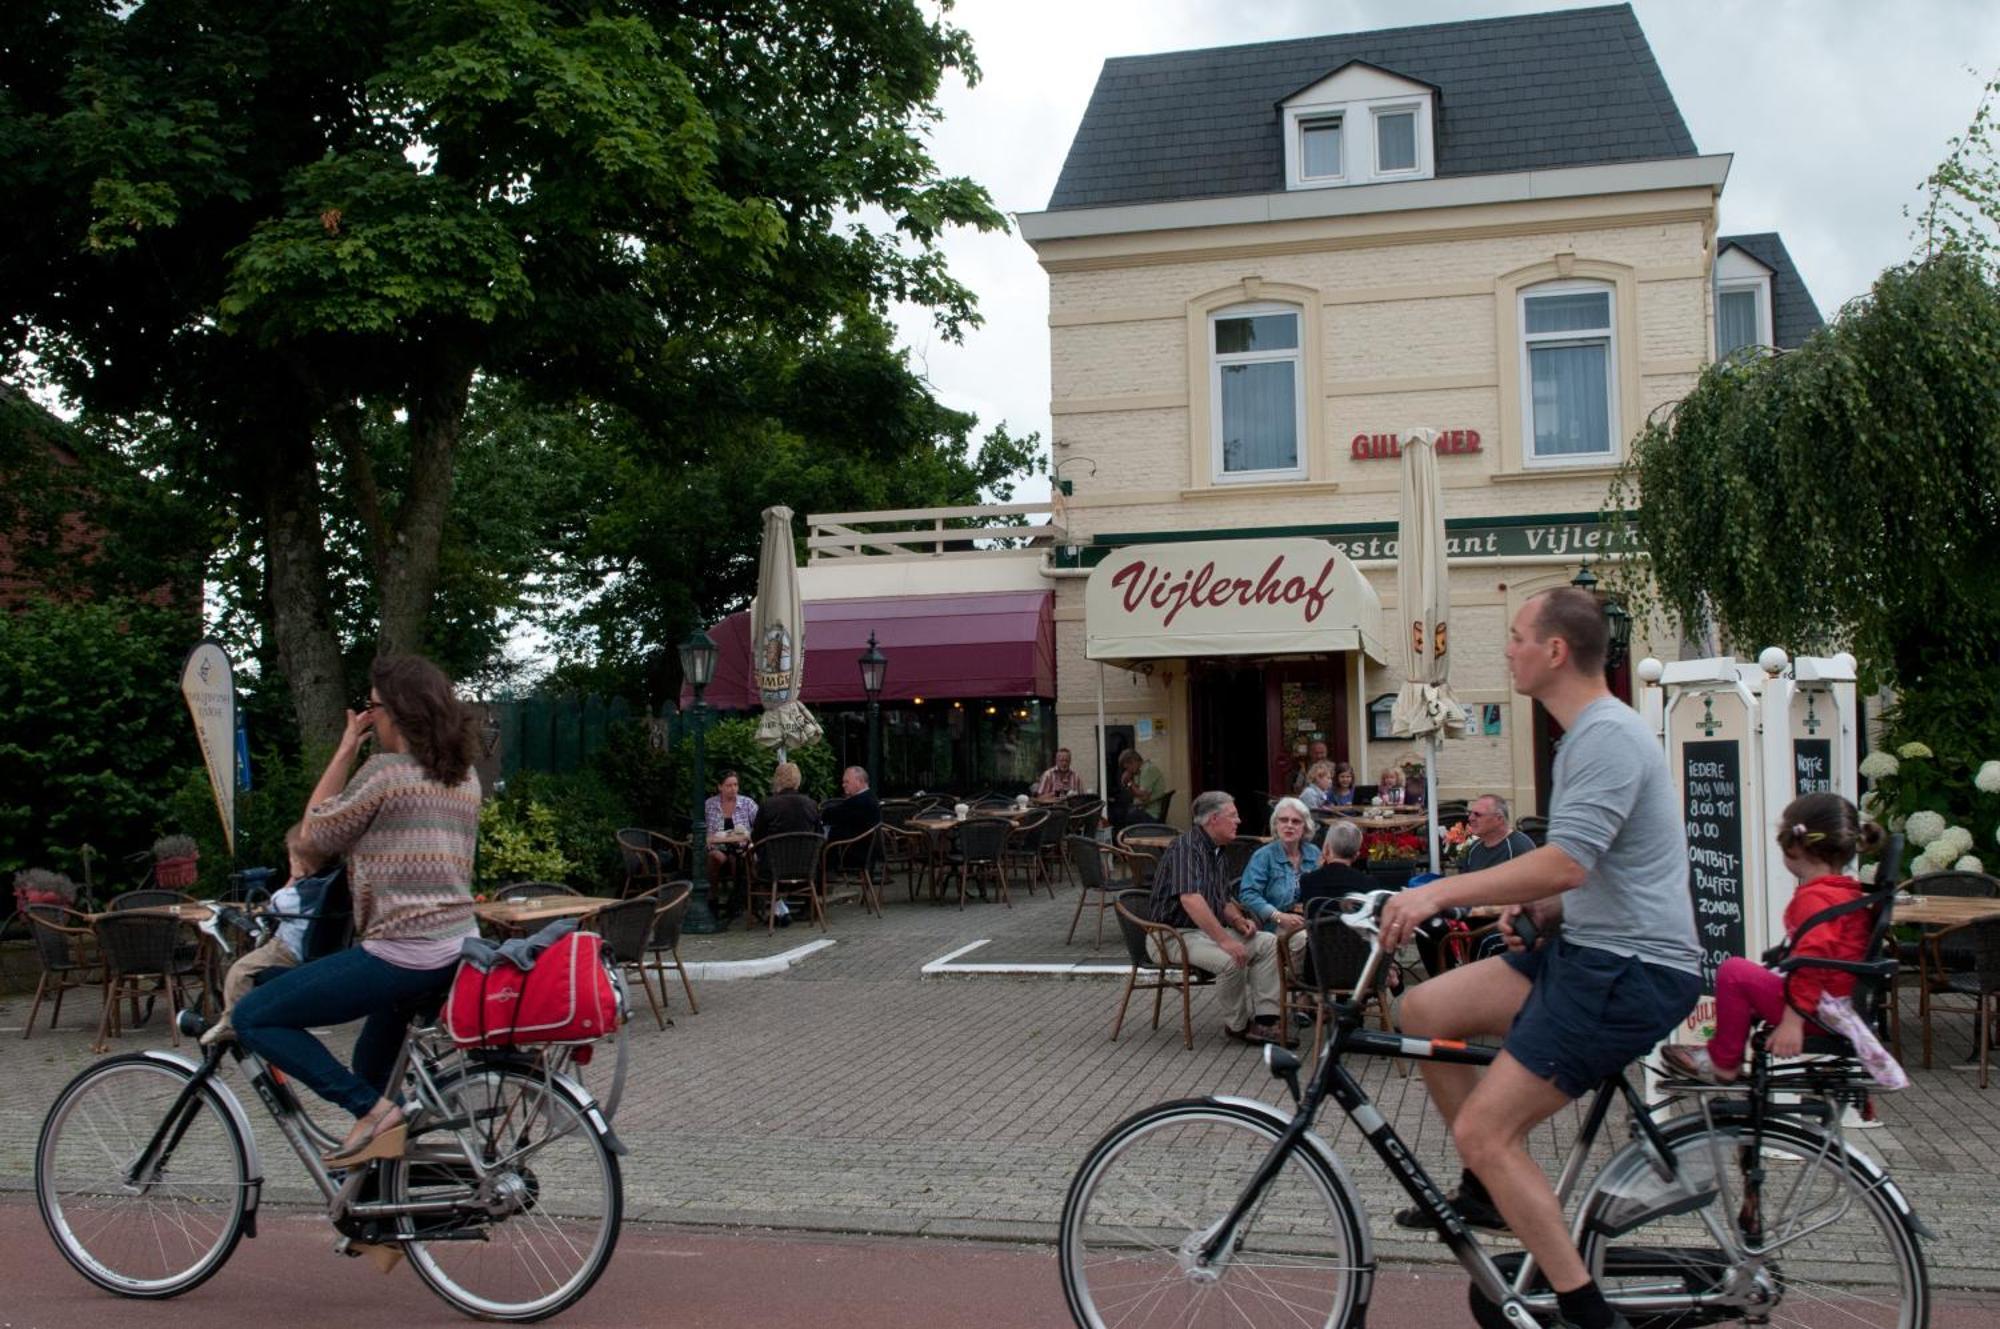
[1662,793,1883,1083]
[201,824,334,1046]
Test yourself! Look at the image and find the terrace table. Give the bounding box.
[474,894,610,933]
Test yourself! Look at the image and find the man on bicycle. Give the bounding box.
[1378,587,1702,1329]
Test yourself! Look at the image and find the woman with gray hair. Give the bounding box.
[1238,796,1320,936]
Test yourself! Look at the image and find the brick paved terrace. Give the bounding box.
[3,872,1998,1294]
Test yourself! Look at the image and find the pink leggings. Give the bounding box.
[1705,955,1789,1068]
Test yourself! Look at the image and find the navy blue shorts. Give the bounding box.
[1502,938,1701,1098]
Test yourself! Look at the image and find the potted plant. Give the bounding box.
[12,868,80,910]
[152,834,200,889]
[1361,830,1425,890]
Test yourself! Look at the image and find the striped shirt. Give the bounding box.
[1146,825,1230,930]
[299,753,480,947]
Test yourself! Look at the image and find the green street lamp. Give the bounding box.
[679,627,722,934]
[1571,564,1633,672]
[858,630,887,785]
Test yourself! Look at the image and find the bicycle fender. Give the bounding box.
[1211,1094,1378,1274]
[138,1049,264,1235]
[549,1067,629,1158]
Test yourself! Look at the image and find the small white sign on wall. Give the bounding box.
[1136,717,1154,742]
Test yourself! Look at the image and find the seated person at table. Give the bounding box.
[1239,797,1320,948]
[821,765,882,869]
[201,824,334,1046]
[1329,761,1359,806]
[1296,820,1374,910]
[1034,747,1084,799]
[704,770,759,878]
[1376,764,1424,807]
[752,761,821,840]
[1289,739,1330,795]
[1146,792,1283,1043]
[1298,761,1337,811]
[1116,748,1169,825]
[1663,793,1887,1084]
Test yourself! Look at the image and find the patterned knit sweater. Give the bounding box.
[300,753,481,943]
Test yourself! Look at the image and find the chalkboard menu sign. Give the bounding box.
[1794,739,1833,796]
[1683,740,1746,992]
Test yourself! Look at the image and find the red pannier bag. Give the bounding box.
[443,931,619,1048]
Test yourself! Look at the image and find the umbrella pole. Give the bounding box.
[1095,663,1107,802]
[1427,733,1441,874]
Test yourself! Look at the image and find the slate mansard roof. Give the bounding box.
[1717,232,1826,350]
[1047,4,1697,212]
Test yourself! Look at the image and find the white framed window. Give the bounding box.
[1519,282,1618,467]
[1210,302,1306,482]
[1714,279,1772,358]
[1299,115,1344,181]
[1373,106,1419,175]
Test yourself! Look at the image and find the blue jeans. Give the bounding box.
[232,947,455,1118]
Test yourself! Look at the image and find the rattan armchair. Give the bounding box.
[1109,889,1214,1049]
[752,832,827,934]
[22,905,101,1039]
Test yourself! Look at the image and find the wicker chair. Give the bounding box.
[616,828,687,898]
[492,881,581,902]
[1516,814,1549,846]
[821,829,884,917]
[1220,837,1260,889]
[1034,805,1075,889]
[1278,904,1396,1071]
[943,817,1013,909]
[106,888,196,912]
[591,888,668,1028]
[645,883,699,1017]
[1109,889,1214,1049]
[1004,811,1055,898]
[1923,919,2000,1088]
[1065,836,1121,948]
[879,821,934,902]
[91,911,203,1051]
[22,905,101,1039]
[1116,823,1177,848]
[1912,871,2000,1069]
[751,832,827,934]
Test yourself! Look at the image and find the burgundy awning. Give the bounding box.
[685,591,1055,709]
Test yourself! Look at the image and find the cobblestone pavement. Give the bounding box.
[4,874,1998,1294]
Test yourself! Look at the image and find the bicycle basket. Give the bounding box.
[443,930,619,1049]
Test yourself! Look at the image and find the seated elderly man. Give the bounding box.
[1146,791,1284,1043]
[821,766,882,870]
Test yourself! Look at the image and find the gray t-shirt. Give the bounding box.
[1546,697,1702,975]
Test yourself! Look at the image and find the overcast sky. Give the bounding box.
[889,0,2000,504]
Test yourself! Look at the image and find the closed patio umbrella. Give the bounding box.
[751,505,823,757]
[1389,427,1468,872]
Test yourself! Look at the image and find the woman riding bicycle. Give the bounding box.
[232,655,481,1170]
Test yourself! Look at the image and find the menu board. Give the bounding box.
[1793,739,1833,796]
[1683,740,1746,991]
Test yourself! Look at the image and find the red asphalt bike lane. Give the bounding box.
[5,1201,1993,1328]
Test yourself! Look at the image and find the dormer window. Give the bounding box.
[1281,62,1436,191]
[1713,244,1776,359]
[1299,116,1343,180]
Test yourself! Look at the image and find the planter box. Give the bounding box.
[1362,862,1419,891]
[155,855,199,888]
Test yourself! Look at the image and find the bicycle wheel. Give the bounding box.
[36,1054,249,1297]
[1060,1099,1368,1329]
[389,1063,621,1321]
[1578,1115,1927,1329]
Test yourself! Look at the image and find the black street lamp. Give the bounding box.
[1571,564,1633,672]
[679,627,721,934]
[858,630,887,786]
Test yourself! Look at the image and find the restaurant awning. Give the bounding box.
[686,591,1055,709]
[1084,536,1387,664]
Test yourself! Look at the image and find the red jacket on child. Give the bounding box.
[1783,874,1871,1013]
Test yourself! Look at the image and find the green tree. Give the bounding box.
[3,1,1005,742]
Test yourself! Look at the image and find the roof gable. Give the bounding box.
[1280,60,1437,108]
[1718,232,1824,349]
[1048,3,1696,212]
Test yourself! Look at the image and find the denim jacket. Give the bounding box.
[1237,839,1321,924]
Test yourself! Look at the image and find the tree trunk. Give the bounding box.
[377,355,474,656]
[250,423,348,747]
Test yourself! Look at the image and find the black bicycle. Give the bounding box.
[1057,890,1930,1329]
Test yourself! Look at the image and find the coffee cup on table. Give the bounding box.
[954,802,970,820]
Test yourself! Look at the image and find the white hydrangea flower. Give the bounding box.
[1857,863,1878,884]
[1904,810,1946,847]
[1977,760,2000,794]
[1897,740,1934,760]
[1939,826,1977,859]
[1858,751,1899,779]
[1955,855,1985,874]
[1909,854,1940,876]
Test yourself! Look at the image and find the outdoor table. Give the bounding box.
[474,895,611,933]
[1894,895,2000,927]
[1332,811,1430,833]
[1123,833,1174,852]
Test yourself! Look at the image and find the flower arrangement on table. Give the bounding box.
[1362,830,1425,863]
[1439,820,1471,866]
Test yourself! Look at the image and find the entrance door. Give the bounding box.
[1190,663,1269,824]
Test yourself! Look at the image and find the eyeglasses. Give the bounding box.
[356,699,380,713]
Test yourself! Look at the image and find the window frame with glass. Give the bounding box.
[1209,302,1308,484]
[1713,277,1772,360]
[1371,104,1421,177]
[1298,114,1344,183]
[1517,281,1621,469]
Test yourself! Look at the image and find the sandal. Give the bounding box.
[323,1104,407,1169]
[1661,1044,1735,1085]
